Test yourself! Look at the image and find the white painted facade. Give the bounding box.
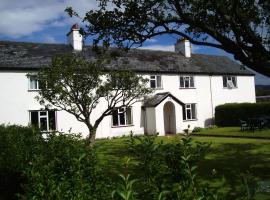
[0,70,256,138]
[0,26,256,138]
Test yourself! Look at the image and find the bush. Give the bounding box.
[20,133,112,200]
[0,125,42,199]
[124,135,213,200]
[215,103,270,126]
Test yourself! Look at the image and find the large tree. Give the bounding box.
[66,0,270,76]
[36,54,151,144]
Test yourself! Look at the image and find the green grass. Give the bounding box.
[194,126,270,138]
[95,135,270,199]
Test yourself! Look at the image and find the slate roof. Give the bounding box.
[143,92,185,107]
[0,40,253,75]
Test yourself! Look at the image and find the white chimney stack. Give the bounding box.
[175,38,191,57]
[67,23,83,51]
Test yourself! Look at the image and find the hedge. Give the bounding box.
[215,102,270,126]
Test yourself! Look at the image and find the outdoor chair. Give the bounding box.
[239,119,248,131]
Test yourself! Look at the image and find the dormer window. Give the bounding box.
[180,76,195,88]
[150,75,162,89]
[223,76,237,88]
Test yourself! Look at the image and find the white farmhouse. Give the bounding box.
[0,25,256,138]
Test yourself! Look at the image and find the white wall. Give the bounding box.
[0,70,256,137]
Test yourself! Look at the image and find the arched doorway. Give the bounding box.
[163,101,176,134]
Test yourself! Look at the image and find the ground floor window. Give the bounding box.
[183,104,197,120]
[112,107,132,126]
[30,110,56,131]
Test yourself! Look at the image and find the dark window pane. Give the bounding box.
[40,111,47,116]
[182,106,186,120]
[40,117,48,131]
[49,111,56,130]
[232,77,237,87]
[190,77,194,87]
[112,110,119,126]
[180,77,184,87]
[150,80,156,88]
[187,110,191,120]
[119,113,125,125]
[191,104,196,119]
[126,108,132,125]
[184,78,189,87]
[30,111,38,128]
[223,76,227,87]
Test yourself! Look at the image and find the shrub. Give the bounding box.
[192,127,202,133]
[0,125,42,199]
[20,132,112,200]
[215,102,270,126]
[123,135,213,200]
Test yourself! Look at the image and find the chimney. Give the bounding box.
[175,38,191,57]
[67,23,83,51]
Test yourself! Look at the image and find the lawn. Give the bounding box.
[193,126,270,138]
[96,135,270,199]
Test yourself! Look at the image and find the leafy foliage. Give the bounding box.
[66,0,270,76]
[36,54,152,143]
[20,132,112,200]
[121,135,214,200]
[215,102,270,126]
[0,125,42,199]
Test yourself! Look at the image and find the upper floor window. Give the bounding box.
[183,103,197,120]
[29,76,40,90]
[223,76,237,88]
[180,76,195,88]
[30,110,56,131]
[150,75,162,89]
[112,107,133,127]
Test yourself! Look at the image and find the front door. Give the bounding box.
[163,101,176,134]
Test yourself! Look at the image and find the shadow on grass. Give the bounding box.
[198,142,270,199]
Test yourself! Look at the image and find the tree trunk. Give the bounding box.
[88,127,96,145]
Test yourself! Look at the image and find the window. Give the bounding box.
[29,76,40,90]
[150,75,162,89]
[180,76,195,88]
[223,76,237,88]
[30,110,56,131]
[112,107,132,126]
[183,104,197,120]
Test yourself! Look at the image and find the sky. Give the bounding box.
[0,0,269,85]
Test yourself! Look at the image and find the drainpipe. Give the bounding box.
[209,75,214,123]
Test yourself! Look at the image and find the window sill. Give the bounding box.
[179,87,196,89]
[28,89,41,92]
[111,124,134,128]
[151,87,163,90]
[223,87,238,89]
[183,119,198,122]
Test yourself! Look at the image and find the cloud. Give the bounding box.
[0,0,98,38]
[146,38,158,43]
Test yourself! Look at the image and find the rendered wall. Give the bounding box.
[0,71,256,137]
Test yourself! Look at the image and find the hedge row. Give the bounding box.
[215,102,270,126]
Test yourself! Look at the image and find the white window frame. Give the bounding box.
[179,75,195,88]
[112,107,133,127]
[223,76,237,88]
[29,110,57,131]
[183,103,197,121]
[149,75,162,89]
[28,76,40,91]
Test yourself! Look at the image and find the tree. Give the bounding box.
[36,54,152,144]
[66,0,270,77]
